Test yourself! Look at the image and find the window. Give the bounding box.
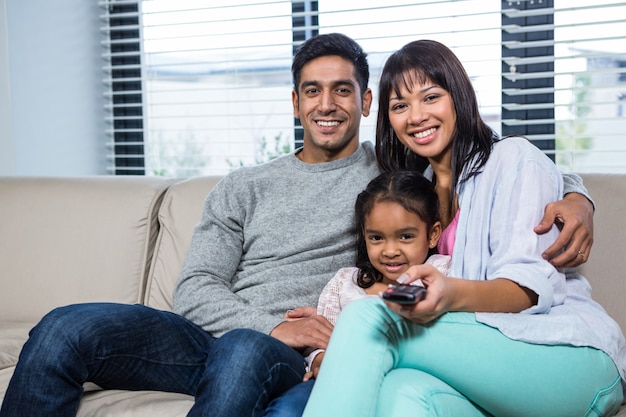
[99,0,626,176]
[552,1,626,172]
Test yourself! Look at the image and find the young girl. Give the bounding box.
[302,39,626,417]
[304,170,450,379]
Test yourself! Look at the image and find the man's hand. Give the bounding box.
[271,311,333,351]
[534,192,594,268]
[283,306,317,321]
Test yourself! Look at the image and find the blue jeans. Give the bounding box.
[0,303,307,417]
[265,380,315,417]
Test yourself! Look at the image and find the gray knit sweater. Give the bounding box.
[173,142,380,337]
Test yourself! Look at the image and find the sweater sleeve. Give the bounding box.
[173,174,283,337]
[562,171,595,209]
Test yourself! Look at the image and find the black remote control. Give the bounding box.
[382,284,426,305]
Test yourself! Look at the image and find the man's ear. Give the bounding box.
[361,88,373,117]
[292,90,300,118]
[429,221,443,248]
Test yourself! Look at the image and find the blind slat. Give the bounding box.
[502,7,555,18]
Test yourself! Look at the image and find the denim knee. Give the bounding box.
[24,303,154,364]
[219,328,302,365]
[219,328,272,354]
[214,328,306,392]
[28,303,113,346]
[26,305,93,354]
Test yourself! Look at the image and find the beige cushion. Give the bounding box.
[0,367,14,401]
[77,390,193,417]
[0,176,174,324]
[144,176,222,311]
[0,323,30,370]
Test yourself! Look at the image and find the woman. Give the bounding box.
[301,40,626,417]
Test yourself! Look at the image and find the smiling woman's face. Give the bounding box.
[388,75,456,165]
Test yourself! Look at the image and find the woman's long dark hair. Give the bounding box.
[375,40,498,221]
[355,170,440,288]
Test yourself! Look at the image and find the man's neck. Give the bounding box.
[296,141,360,164]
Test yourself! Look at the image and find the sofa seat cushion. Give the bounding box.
[0,322,30,370]
[78,389,193,417]
[0,322,33,369]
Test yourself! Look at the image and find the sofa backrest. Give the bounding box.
[3,173,621,333]
[144,176,222,311]
[578,174,626,333]
[0,176,174,323]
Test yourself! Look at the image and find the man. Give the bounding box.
[0,33,594,417]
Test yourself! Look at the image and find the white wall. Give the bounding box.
[0,0,106,176]
[0,0,14,175]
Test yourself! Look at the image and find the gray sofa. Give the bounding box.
[1,173,625,415]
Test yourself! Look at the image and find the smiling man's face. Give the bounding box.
[292,55,372,163]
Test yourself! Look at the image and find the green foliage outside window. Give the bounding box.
[556,74,593,167]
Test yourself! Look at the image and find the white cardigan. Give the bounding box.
[449,137,626,381]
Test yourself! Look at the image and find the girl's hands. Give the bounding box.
[383,264,455,324]
[303,352,324,381]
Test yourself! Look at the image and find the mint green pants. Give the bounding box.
[302,298,623,417]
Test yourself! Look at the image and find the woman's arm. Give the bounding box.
[389,266,537,324]
[446,277,538,312]
[387,139,566,323]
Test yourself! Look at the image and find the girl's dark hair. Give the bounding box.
[375,39,498,221]
[355,170,440,288]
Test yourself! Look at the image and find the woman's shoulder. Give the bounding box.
[493,136,533,153]
[493,136,546,158]
[488,136,556,171]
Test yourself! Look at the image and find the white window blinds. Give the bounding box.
[502,0,626,172]
[99,0,626,176]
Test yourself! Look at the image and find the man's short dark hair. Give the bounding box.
[291,33,369,97]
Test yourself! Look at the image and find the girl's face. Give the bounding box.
[388,75,456,165]
[365,201,441,284]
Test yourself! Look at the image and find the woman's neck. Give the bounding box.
[430,159,456,228]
